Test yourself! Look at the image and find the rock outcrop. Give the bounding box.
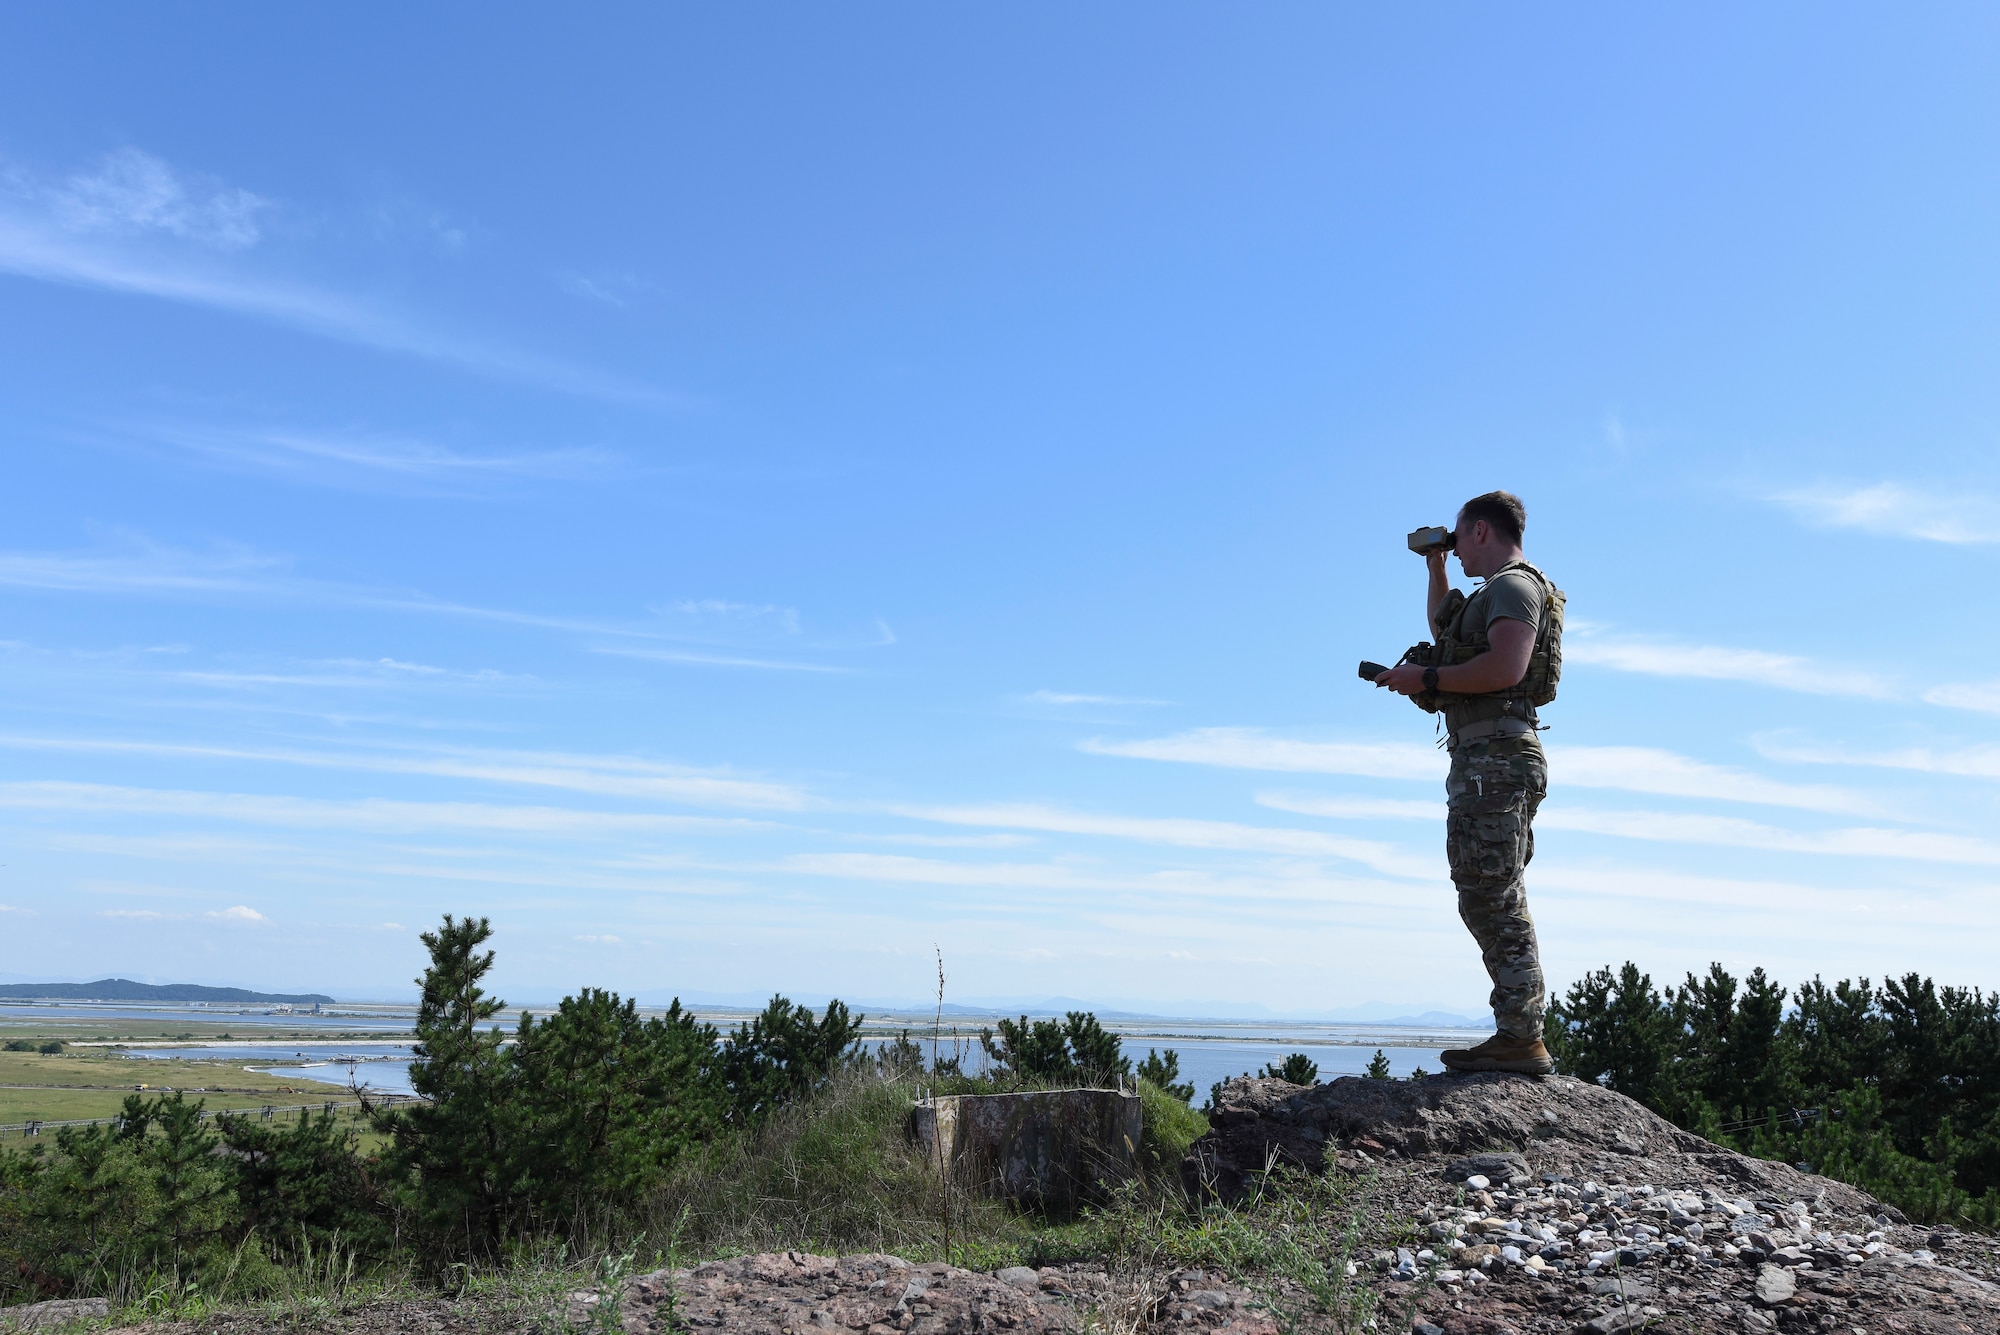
[1184,1071,1877,1216]
[1187,1072,2000,1333]
[0,1298,109,1331]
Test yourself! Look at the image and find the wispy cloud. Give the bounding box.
[0,535,290,598]
[1756,736,2000,782]
[0,535,847,669]
[1027,690,1171,707]
[0,780,782,835]
[0,148,660,400]
[1773,481,1995,545]
[556,270,655,306]
[590,646,852,674]
[0,737,810,811]
[1920,681,2000,716]
[171,656,525,692]
[1259,790,1978,865]
[130,422,618,490]
[52,148,269,250]
[773,850,1419,908]
[1533,807,2000,866]
[1562,626,1896,699]
[1551,745,1881,815]
[666,600,803,635]
[207,905,267,923]
[1257,793,1443,821]
[1096,728,1881,816]
[1083,729,1443,780]
[779,852,1113,889]
[898,801,1437,880]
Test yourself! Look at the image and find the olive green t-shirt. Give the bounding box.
[1456,561,1546,642]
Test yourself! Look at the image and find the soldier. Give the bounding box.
[1375,490,1563,1075]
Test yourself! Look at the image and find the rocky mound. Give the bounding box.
[1185,1071,1874,1213]
[583,1250,1275,1335]
[1187,1072,2000,1333]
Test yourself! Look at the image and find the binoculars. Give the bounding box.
[1407,525,1455,553]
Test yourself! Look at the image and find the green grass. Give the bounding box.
[0,1049,352,1127]
[0,1060,1412,1335]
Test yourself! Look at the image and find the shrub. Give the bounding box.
[719,994,866,1122]
[1547,960,2000,1227]
[1136,1048,1195,1103]
[980,1013,1132,1086]
[1267,1053,1323,1084]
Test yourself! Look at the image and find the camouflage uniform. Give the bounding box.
[1446,732,1547,1040]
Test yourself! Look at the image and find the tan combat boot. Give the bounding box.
[1439,1034,1554,1075]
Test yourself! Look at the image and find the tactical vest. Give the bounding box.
[1399,560,1565,730]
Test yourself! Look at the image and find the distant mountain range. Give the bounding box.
[650,989,1482,1027]
[0,979,334,1005]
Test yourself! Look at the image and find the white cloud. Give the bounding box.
[1027,690,1171,707]
[0,150,658,400]
[1257,793,1442,821]
[0,535,789,658]
[1921,681,2000,716]
[173,656,523,692]
[591,646,849,674]
[1535,807,2000,866]
[897,801,1438,880]
[1757,737,2000,781]
[53,148,269,250]
[1774,482,1995,545]
[207,905,266,923]
[1261,790,1984,865]
[0,536,289,598]
[1562,630,1895,699]
[573,933,622,944]
[1549,746,1882,816]
[775,850,1429,909]
[556,270,655,306]
[1083,729,1444,781]
[667,600,802,634]
[1092,728,1878,815]
[0,779,784,833]
[846,832,1037,849]
[135,422,618,489]
[99,908,177,920]
[780,852,1111,889]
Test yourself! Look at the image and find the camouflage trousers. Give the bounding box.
[1446,733,1547,1041]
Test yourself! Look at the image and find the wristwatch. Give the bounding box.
[1422,666,1440,693]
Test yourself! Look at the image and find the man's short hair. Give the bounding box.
[1458,490,1526,545]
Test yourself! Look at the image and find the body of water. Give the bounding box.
[95,1004,1491,1108]
[119,1043,419,1096]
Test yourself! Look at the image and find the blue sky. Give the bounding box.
[3,6,1999,1014]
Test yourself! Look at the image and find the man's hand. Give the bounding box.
[1377,620,1534,700]
[1376,664,1429,697]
